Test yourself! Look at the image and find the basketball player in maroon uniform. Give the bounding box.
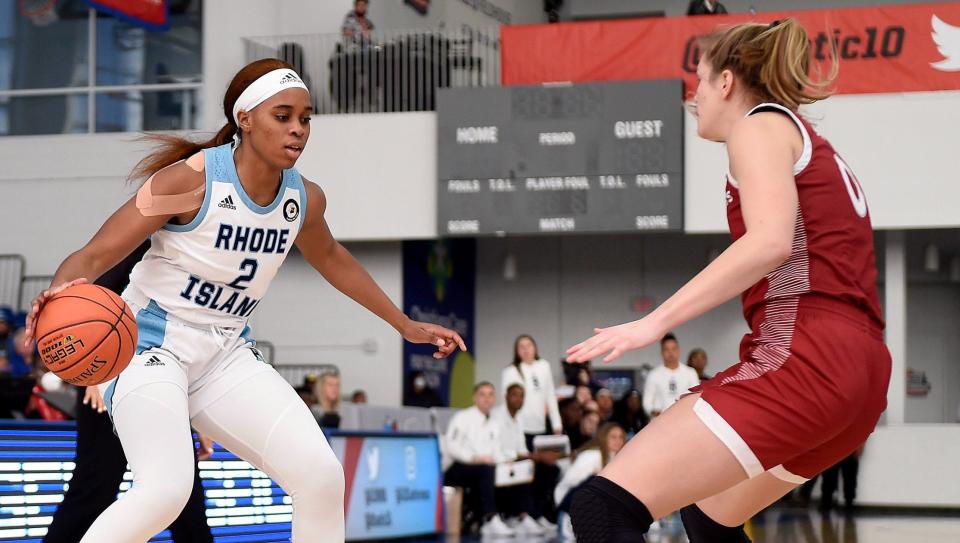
[565,19,891,542]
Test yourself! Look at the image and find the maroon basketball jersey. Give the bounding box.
[726,103,884,332]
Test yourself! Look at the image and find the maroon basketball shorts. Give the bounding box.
[689,295,891,483]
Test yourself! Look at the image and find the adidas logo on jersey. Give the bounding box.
[279,72,302,85]
[218,195,237,210]
[144,355,165,367]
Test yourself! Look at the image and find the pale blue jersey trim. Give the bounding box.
[225,144,290,215]
[103,379,118,419]
[291,170,308,229]
[162,150,214,233]
[135,300,169,355]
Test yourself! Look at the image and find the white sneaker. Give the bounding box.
[481,515,516,537]
[517,515,547,535]
[537,516,558,532]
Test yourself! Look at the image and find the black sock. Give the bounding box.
[680,504,751,543]
[569,476,653,543]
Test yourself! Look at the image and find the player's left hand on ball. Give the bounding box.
[402,319,467,359]
[23,278,88,349]
[566,318,662,363]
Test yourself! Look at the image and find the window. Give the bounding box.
[0,0,202,136]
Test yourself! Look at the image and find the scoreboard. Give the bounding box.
[437,80,684,236]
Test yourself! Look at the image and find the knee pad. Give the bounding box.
[569,476,653,543]
[680,504,751,543]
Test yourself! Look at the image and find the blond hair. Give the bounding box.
[700,18,837,111]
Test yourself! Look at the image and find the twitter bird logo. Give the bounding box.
[931,15,960,71]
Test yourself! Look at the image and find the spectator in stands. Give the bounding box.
[4,329,34,377]
[0,306,13,347]
[687,347,712,380]
[574,385,593,406]
[444,382,515,537]
[351,389,367,404]
[687,0,728,15]
[559,398,583,439]
[492,383,557,535]
[572,410,600,451]
[554,423,627,540]
[310,372,341,428]
[642,333,700,419]
[502,335,562,448]
[0,309,10,372]
[341,0,375,43]
[595,388,615,423]
[406,370,442,407]
[614,389,648,437]
[573,366,601,395]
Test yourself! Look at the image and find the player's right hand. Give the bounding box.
[83,386,106,413]
[23,278,88,350]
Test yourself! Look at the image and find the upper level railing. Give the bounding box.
[243,26,501,115]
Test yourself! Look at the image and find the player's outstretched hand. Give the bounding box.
[566,317,664,364]
[402,319,468,359]
[23,278,89,350]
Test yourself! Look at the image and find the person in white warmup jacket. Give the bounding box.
[643,333,700,419]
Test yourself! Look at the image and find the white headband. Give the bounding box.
[232,68,309,126]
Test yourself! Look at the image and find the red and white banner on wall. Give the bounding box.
[502,2,960,95]
[84,0,169,31]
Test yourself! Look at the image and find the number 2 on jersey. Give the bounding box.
[228,258,258,290]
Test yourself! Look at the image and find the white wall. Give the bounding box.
[249,243,405,406]
[293,112,438,241]
[474,233,747,388]
[905,284,960,424]
[684,92,960,233]
[858,424,960,507]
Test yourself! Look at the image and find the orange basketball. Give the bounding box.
[35,284,138,386]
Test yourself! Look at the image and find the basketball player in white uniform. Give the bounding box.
[24,59,465,542]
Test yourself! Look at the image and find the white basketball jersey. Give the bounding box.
[128,143,307,327]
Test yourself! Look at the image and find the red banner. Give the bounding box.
[85,0,169,31]
[502,2,960,95]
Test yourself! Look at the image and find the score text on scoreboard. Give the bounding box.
[437,80,684,236]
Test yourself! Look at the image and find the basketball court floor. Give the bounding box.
[409,507,960,542]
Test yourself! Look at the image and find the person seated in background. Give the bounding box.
[4,328,34,378]
[572,366,601,395]
[492,384,557,535]
[642,333,700,419]
[571,409,600,451]
[574,384,593,406]
[686,347,712,381]
[341,0,375,43]
[687,0,727,15]
[310,372,342,428]
[406,370,442,407]
[559,398,583,444]
[350,389,367,404]
[0,307,14,359]
[444,382,515,537]
[554,423,627,541]
[614,388,648,437]
[595,388,615,423]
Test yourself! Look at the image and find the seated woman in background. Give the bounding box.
[615,389,648,437]
[554,423,627,540]
[311,372,341,428]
